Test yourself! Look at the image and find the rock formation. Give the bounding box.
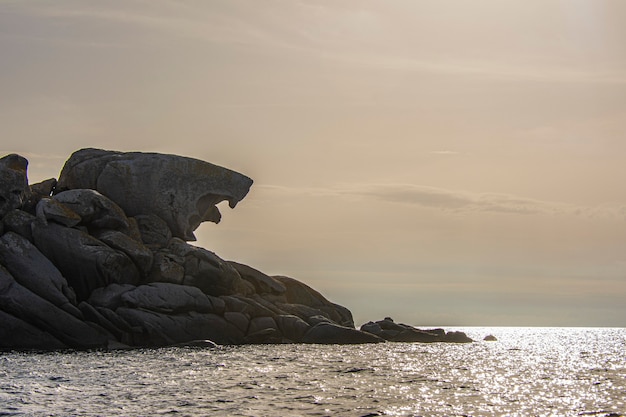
[0,149,472,350]
[0,149,376,350]
[55,148,253,241]
[360,317,473,343]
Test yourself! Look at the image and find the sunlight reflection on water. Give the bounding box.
[0,327,624,416]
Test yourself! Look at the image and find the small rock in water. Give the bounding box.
[484,334,498,341]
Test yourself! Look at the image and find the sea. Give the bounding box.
[0,327,624,417]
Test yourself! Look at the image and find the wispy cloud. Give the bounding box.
[5,2,625,86]
[345,184,566,215]
[257,183,626,219]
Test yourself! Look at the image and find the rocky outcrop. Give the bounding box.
[56,148,253,241]
[0,149,473,350]
[0,264,109,349]
[1,148,383,350]
[360,317,473,343]
[0,154,30,218]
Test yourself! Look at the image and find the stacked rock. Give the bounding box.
[0,148,381,350]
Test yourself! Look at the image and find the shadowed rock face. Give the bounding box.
[2,149,469,350]
[56,148,253,241]
[0,154,30,218]
[360,318,473,343]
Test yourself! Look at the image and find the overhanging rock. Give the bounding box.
[56,148,253,241]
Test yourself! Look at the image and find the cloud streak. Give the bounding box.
[257,183,626,219]
[7,2,625,86]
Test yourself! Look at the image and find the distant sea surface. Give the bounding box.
[1,327,624,417]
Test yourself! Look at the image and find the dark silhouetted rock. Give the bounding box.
[93,230,153,276]
[360,321,383,335]
[0,149,369,349]
[484,334,497,341]
[94,306,135,343]
[23,178,57,213]
[147,250,185,284]
[117,308,244,346]
[0,232,80,317]
[275,314,310,342]
[32,222,141,301]
[228,261,286,294]
[221,295,251,313]
[1,209,36,241]
[224,311,249,333]
[360,318,473,343]
[249,294,287,315]
[232,295,276,318]
[87,283,136,310]
[56,148,253,241]
[276,302,334,325]
[78,301,127,342]
[52,189,129,230]
[302,322,384,344]
[168,239,253,296]
[0,154,29,218]
[306,314,334,326]
[132,214,172,248]
[274,275,354,327]
[391,329,440,343]
[243,328,283,344]
[248,316,278,335]
[443,331,473,343]
[0,309,67,351]
[0,265,109,349]
[120,283,214,314]
[35,198,81,227]
[29,178,56,198]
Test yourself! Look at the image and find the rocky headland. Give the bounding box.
[0,148,471,350]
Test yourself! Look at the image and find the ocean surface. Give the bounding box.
[0,327,624,417]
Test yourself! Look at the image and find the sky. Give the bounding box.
[1,0,625,327]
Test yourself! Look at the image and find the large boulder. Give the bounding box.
[56,148,253,241]
[228,262,286,295]
[92,230,154,276]
[32,222,141,301]
[0,154,30,218]
[0,309,67,350]
[147,249,185,284]
[273,275,354,327]
[275,314,310,342]
[52,189,129,230]
[0,265,109,349]
[35,198,81,227]
[120,283,215,314]
[87,283,136,310]
[0,232,80,317]
[133,214,172,248]
[168,239,253,296]
[116,308,244,346]
[22,178,57,213]
[1,209,36,241]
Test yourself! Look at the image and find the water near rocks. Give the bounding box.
[1,327,624,417]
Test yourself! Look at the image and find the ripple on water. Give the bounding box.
[0,328,624,416]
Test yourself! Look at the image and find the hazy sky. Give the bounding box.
[2,0,625,326]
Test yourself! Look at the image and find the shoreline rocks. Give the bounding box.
[360,317,473,343]
[0,149,472,350]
